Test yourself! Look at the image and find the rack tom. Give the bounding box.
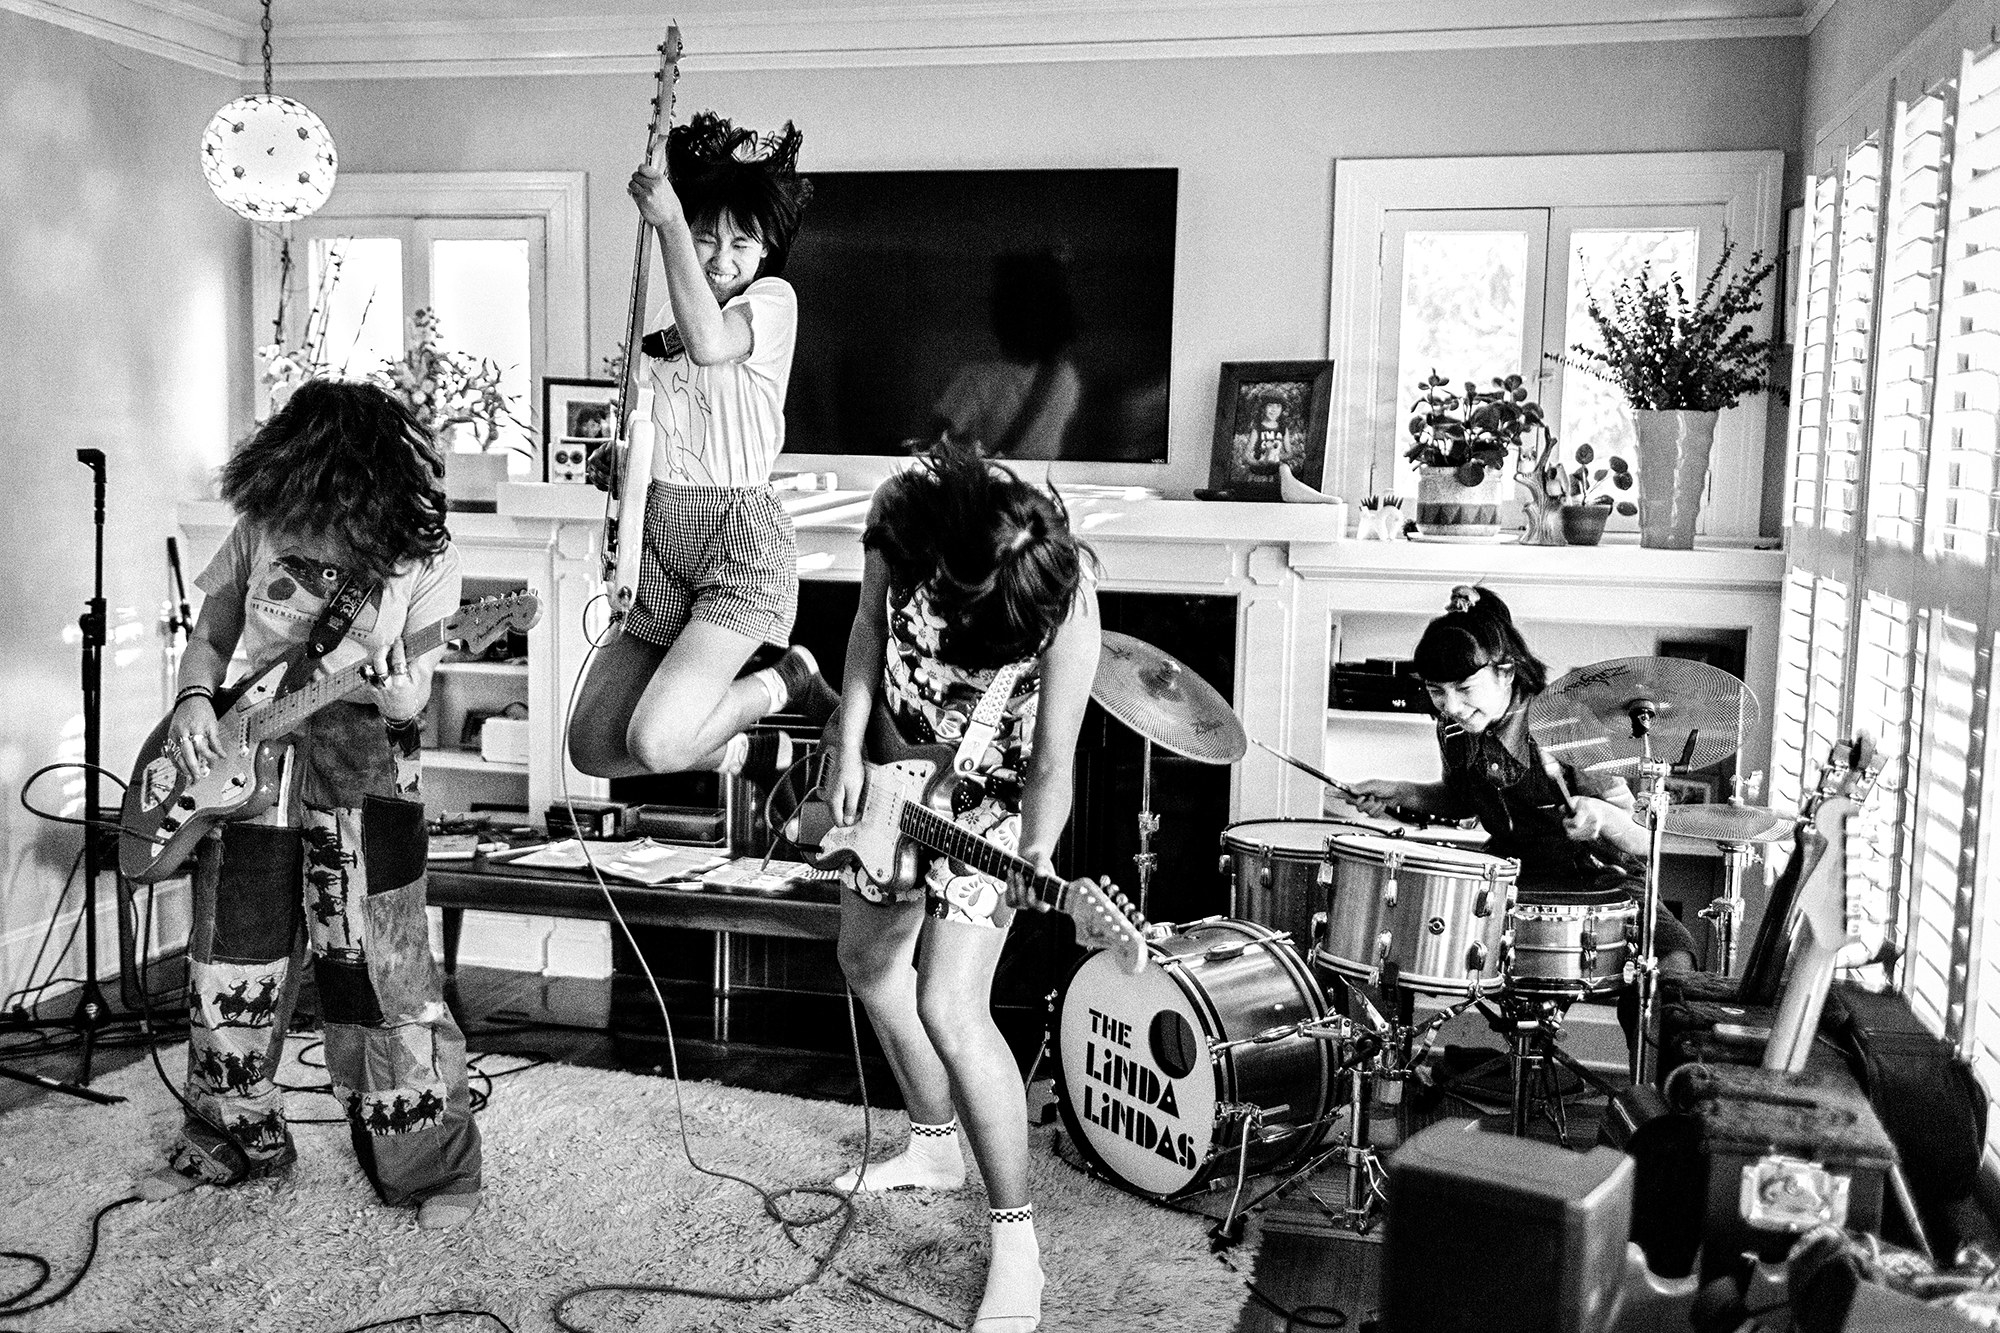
[1315,832,1517,996]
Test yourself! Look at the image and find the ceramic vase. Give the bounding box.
[1559,503,1611,546]
[1415,465,1510,538]
[1633,409,1718,549]
[443,449,508,512]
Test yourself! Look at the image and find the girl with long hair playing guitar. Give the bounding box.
[823,442,1103,1333]
[569,112,838,786]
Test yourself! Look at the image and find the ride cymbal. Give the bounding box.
[1091,631,1247,764]
[1641,802,1794,844]
[1529,656,1758,774]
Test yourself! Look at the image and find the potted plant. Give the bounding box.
[1556,241,1777,548]
[375,308,528,509]
[1556,444,1637,545]
[1406,372,1545,538]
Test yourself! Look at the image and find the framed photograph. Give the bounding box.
[1209,360,1335,501]
[541,376,618,483]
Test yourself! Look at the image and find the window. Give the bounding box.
[251,172,588,474]
[1330,152,1784,537]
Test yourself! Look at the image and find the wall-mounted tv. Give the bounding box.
[781,168,1176,467]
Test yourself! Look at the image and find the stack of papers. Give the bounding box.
[701,857,839,896]
[492,839,729,886]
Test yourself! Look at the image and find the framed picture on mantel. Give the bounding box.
[1208,360,1334,501]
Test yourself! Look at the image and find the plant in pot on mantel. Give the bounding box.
[1556,241,1777,549]
[1406,372,1545,539]
[1554,444,1637,545]
[375,308,529,510]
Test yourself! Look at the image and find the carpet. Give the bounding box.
[0,1045,1256,1332]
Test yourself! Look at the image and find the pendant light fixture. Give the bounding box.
[200,0,337,220]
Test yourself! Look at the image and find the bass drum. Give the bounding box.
[1053,917,1334,1199]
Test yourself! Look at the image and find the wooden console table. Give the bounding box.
[426,858,842,1041]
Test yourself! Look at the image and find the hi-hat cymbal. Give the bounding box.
[1528,656,1759,774]
[1641,802,1794,845]
[1092,631,1247,764]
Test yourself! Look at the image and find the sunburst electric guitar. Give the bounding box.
[789,699,1149,976]
[120,592,541,883]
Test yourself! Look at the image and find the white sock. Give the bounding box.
[776,731,793,771]
[833,1118,966,1192]
[751,664,788,714]
[973,1205,1043,1333]
[717,733,750,774]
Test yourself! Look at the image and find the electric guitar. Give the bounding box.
[1763,734,1878,1072]
[599,26,682,617]
[119,592,541,883]
[788,698,1150,976]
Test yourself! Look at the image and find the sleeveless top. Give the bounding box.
[881,582,1041,780]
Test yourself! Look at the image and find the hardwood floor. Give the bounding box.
[0,957,1621,1333]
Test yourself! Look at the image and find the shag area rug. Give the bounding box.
[0,1045,1254,1332]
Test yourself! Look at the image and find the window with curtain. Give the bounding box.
[1777,45,2000,1166]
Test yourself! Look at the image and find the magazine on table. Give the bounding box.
[490,838,730,886]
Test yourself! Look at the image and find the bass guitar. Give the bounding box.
[788,698,1150,976]
[120,592,541,883]
[599,26,682,617]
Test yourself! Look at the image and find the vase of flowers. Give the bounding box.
[374,308,527,509]
[1557,241,1777,549]
[1407,372,1544,538]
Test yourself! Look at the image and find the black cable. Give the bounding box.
[331,1312,517,1333]
[0,1193,142,1316]
[2,848,84,1016]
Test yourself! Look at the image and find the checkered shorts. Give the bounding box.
[622,481,798,649]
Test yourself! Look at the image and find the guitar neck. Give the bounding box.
[248,621,445,742]
[614,27,680,430]
[898,802,1063,906]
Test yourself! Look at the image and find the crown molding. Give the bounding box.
[1801,0,1837,35]
[6,0,1810,81]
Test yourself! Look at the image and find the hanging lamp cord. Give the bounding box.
[260,0,274,95]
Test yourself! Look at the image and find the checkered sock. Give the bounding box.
[833,1118,966,1192]
[973,1204,1042,1333]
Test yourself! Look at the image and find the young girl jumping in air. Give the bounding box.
[569,112,837,785]
[823,443,1102,1333]
[143,379,482,1229]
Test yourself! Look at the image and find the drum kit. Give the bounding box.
[1049,634,1794,1236]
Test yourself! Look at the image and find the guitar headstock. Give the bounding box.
[1810,732,1880,810]
[646,26,682,164]
[1056,876,1148,976]
[444,592,542,657]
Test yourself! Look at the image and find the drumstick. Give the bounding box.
[1252,738,1358,799]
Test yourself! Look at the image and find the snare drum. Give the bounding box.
[1053,917,1335,1198]
[1505,887,1639,996]
[1315,833,1518,996]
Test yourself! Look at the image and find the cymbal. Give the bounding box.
[1092,631,1247,764]
[1641,802,1794,845]
[1529,656,1759,774]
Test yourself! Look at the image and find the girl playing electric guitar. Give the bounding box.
[569,112,838,786]
[824,443,1101,1333]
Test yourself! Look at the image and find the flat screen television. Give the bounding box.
[779,168,1176,476]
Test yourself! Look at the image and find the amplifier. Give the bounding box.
[631,803,727,846]
[545,800,635,840]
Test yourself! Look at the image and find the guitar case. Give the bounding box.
[1820,982,1988,1259]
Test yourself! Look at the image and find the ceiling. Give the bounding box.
[9,0,1823,80]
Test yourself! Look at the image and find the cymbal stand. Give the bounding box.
[1632,710,1676,1088]
[1697,773,1766,976]
[1133,738,1159,920]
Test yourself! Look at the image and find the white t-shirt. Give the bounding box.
[197,521,464,682]
[646,276,798,488]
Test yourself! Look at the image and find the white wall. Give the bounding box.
[297,35,1804,501]
[1805,0,1969,160]
[0,11,251,999]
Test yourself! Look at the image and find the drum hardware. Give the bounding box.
[1532,656,1762,1088]
[1090,631,1247,919]
[1640,770,1788,977]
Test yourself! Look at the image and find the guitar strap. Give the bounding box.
[952,662,1027,775]
[279,571,374,695]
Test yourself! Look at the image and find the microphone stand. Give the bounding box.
[0,451,125,1103]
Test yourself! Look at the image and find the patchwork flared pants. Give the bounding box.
[177,744,481,1207]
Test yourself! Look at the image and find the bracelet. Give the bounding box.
[173,685,215,708]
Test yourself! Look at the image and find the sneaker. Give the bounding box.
[738,729,789,789]
[772,646,842,725]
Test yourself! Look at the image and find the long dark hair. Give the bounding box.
[1412,584,1548,695]
[668,112,813,280]
[866,443,1093,671]
[220,379,449,584]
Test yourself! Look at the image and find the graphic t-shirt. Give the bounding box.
[196,521,464,683]
[881,582,1043,779]
[645,276,798,488]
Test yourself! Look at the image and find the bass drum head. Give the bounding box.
[1052,946,1219,1199]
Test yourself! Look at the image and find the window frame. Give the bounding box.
[1329,151,1785,539]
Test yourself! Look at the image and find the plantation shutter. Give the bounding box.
[1820,142,1883,535]
[1868,93,1949,548]
[1790,173,1841,529]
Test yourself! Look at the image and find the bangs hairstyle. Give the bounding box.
[668,112,813,280]
[1411,585,1548,695]
[866,443,1094,672]
[219,379,449,585]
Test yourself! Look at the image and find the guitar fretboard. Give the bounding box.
[898,802,1064,909]
[247,622,447,743]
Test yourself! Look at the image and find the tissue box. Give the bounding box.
[480,716,530,765]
